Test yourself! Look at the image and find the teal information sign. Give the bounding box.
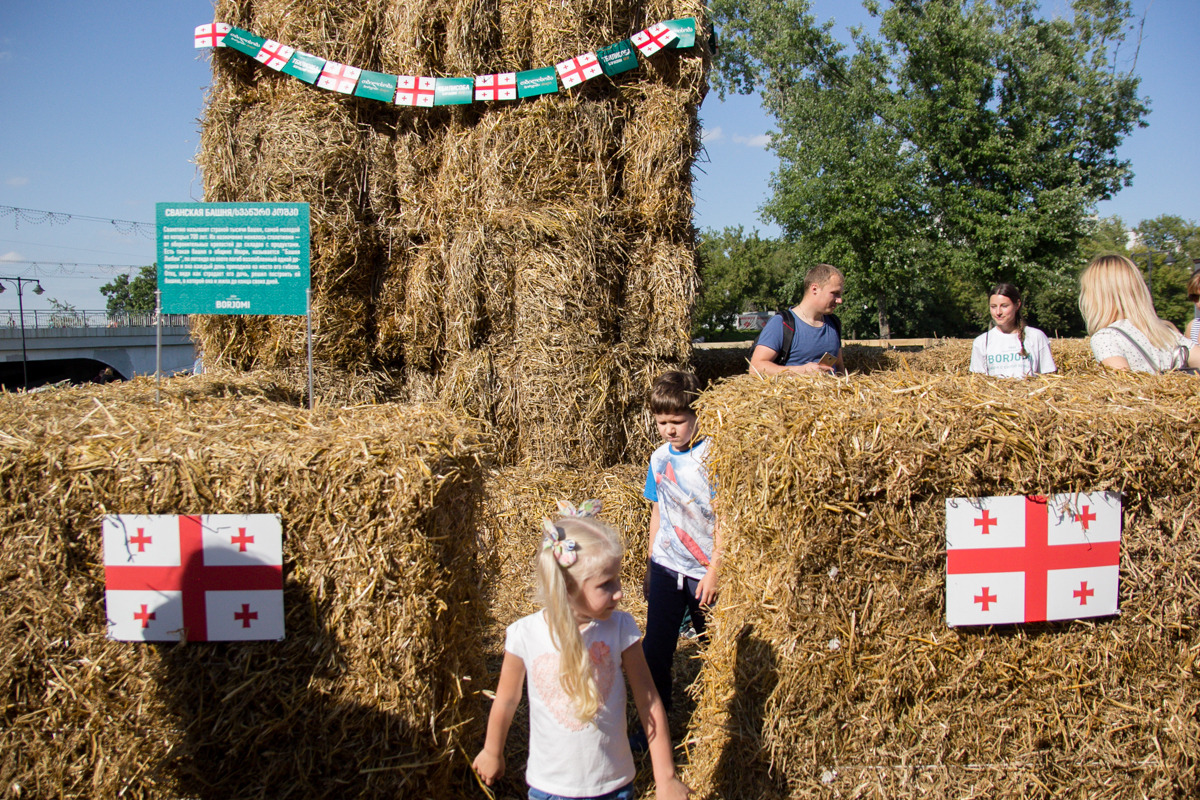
[157,203,310,316]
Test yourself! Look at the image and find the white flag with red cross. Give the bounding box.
[555,52,603,89]
[104,514,284,642]
[631,22,678,57]
[945,493,1121,627]
[194,23,231,49]
[396,75,436,107]
[474,72,517,102]
[255,39,295,71]
[317,61,361,94]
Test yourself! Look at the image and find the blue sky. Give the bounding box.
[1,0,1196,312]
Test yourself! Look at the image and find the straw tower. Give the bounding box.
[195,0,710,468]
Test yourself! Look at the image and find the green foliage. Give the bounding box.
[709,0,1147,338]
[694,227,800,337]
[1133,216,1200,330]
[101,264,157,314]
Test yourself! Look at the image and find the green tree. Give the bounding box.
[710,0,1148,338]
[101,264,157,313]
[694,227,800,338]
[1132,215,1200,330]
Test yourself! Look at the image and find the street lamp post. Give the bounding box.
[0,276,46,390]
[1140,249,1176,297]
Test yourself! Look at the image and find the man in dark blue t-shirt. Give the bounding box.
[749,263,845,376]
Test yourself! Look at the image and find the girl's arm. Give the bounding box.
[622,643,691,799]
[472,651,526,786]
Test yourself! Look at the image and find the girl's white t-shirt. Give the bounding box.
[970,326,1056,378]
[506,609,642,797]
[1090,319,1192,373]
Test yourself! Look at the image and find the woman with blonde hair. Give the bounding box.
[1078,253,1200,372]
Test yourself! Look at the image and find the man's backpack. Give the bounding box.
[751,308,842,365]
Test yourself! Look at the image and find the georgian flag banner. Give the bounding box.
[194,23,230,49]
[474,73,517,102]
[256,39,295,71]
[104,514,285,642]
[396,75,436,107]
[945,493,1121,627]
[630,22,678,57]
[556,52,603,89]
[318,61,361,94]
[194,18,698,111]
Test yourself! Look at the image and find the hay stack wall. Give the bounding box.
[195,0,709,467]
[684,372,1200,798]
[0,379,487,799]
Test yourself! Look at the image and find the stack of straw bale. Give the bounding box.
[195,0,710,467]
[692,338,1105,388]
[0,377,488,798]
[683,371,1200,798]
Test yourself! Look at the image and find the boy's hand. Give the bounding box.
[656,776,692,799]
[472,749,504,785]
[695,570,718,607]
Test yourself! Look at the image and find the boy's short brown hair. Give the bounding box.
[649,371,701,416]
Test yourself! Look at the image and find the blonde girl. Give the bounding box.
[969,283,1056,377]
[473,501,690,800]
[1079,254,1200,372]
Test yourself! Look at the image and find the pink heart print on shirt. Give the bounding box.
[531,640,615,731]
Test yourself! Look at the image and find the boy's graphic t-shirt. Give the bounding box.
[506,610,641,797]
[645,437,715,579]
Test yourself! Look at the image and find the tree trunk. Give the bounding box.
[876,291,891,340]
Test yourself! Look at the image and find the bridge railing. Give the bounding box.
[0,310,190,330]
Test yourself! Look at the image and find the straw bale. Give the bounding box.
[200,0,710,465]
[0,378,488,799]
[879,337,1104,376]
[683,371,1200,798]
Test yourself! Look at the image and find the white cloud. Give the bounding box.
[732,133,772,148]
[701,125,725,144]
[5,177,29,187]
[1,251,23,262]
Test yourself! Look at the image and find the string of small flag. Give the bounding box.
[194,18,698,107]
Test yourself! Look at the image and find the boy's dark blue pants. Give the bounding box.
[642,560,709,714]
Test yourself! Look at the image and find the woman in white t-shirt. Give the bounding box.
[1186,268,1200,345]
[969,283,1056,377]
[1079,254,1200,373]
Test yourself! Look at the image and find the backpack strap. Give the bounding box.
[775,308,797,365]
[1108,326,1162,374]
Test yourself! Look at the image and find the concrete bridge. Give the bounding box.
[0,310,196,390]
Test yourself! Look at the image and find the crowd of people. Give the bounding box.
[469,253,1198,800]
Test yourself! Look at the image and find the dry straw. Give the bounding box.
[195,0,711,467]
[683,370,1200,798]
[0,376,488,799]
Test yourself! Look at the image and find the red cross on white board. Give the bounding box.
[103,514,284,641]
[974,587,997,611]
[256,39,295,71]
[474,73,516,101]
[556,53,602,89]
[945,493,1121,626]
[129,528,152,552]
[1074,506,1097,530]
[631,22,679,56]
[396,76,436,107]
[194,23,230,49]
[974,510,997,534]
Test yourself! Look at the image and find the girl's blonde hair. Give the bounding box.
[1079,253,1182,350]
[536,515,623,723]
